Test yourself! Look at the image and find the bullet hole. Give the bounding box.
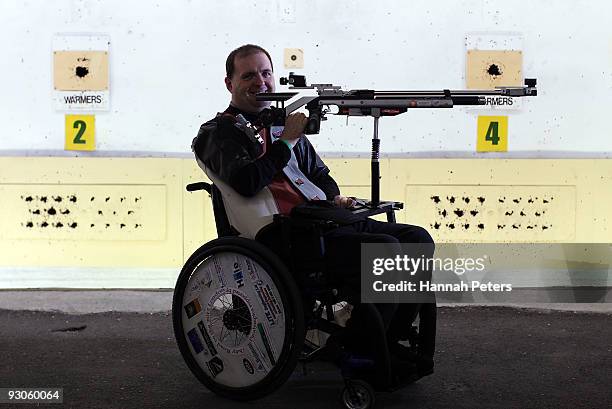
[75,66,89,78]
[25,196,33,202]
[527,225,534,229]
[105,223,110,228]
[91,197,95,201]
[135,197,141,202]
[98,210,103,215]
[70,222,77,228]
[512,224,520,229]
[454,209,464,217]
[447,223,455,229]
[55,222,63,228]
[135,224,141,228]
[120,197,126,202]
[53,196,62,202]
[127,210,134,215]
[447,196,456,204]
[26,222,34,228]
[542,225,549,230]
[40,196,48,203]
[463,224,470,229]
[520,211,527,216]
[291,54,297,61]
[505,211,514,216]
[470,210,479,216]
[105,197,110,202]
[440,209,448,218]
[497,224,505,229]
[513,198,521,203]
[41,222,49,228]
[487,64,502,76]
[528,198,534,203]
[431,195,441,204]
[433,222,441,229]
[477,223,485,229]
[535,212,541,217]
[120,223,126,228]
[113,211,117,215]
[61,209,70,215]
[498,197,505,203]
[463,197,470,204]
[477,197,485,204]
[52,325,87,333]
[47,207,57,215]
[32,209,41,215]
[90,224,95,228]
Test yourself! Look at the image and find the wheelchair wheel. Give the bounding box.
[342,379,376,409]
[173,237,305,401]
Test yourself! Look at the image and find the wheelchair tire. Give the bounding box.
[173,237,305,401]
[342,379,376,409]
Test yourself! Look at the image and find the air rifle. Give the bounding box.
[255,73,537,208]
[256,73,537,134]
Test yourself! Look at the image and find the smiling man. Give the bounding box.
[223,46,277,113]
[192,44,437,376]
[193,44,352,222]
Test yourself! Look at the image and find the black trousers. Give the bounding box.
[321,218,437,357]
[258,217,437,358]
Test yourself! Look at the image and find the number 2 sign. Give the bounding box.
[65,115,95,151]
[477,116,508,152]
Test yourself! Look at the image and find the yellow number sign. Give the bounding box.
[477,116,508,152]
[65,114,95,151]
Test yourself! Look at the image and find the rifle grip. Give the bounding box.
[305,112,321,134]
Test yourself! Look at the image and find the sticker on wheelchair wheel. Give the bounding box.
[184,298,203,319]
[206,356,224,378]
[243,358,255,374]
[247,342,270,373]
[187,328,205,354]
[197,320,216,356]
[182,251,287,387]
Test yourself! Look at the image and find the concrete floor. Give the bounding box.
[1,294,611,409]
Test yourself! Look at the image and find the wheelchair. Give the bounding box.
[172,181,424,409]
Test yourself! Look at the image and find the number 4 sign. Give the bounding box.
[477,116,508,152]
[65,114,95,151]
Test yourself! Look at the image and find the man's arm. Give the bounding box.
[192,118,291,197]
[192,113,308,197]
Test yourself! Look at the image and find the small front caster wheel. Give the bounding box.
[341,379,375,409]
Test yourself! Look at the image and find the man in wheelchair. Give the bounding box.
[191,44,437,384]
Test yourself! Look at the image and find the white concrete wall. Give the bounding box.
[1,0,611,156]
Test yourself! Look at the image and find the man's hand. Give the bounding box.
[334,195,356,208]
[280,112,307,148]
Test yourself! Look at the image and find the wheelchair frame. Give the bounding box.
[173,182,420,409]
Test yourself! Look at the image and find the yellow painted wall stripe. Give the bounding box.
[0,157,610,270]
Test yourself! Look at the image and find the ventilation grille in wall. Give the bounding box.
[405,185,576,242]
[0,185,166,240]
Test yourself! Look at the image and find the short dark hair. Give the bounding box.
[225,44,273,79]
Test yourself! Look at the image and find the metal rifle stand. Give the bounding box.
[352,108,403,223]
[371,110,381,207]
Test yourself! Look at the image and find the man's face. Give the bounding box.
[225,51,275,113]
